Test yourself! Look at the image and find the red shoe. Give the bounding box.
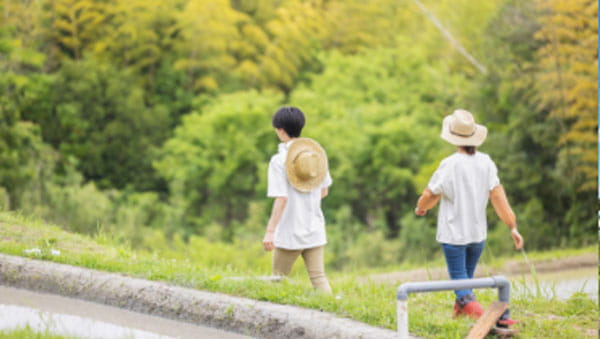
[462,300,484,319]
[497,318,519,328]
[453,302,463,318]
[497,309,519,328]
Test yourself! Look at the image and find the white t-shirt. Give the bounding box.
[427,152,500,245]
[267,141,332,250]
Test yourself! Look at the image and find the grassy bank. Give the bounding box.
[0,327,76,339]
[0,212,596,338]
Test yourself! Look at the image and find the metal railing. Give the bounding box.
[396,276,510,339]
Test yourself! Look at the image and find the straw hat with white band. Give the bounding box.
[285,138,328,193]
[441,109,488,146]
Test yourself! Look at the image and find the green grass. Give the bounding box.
[0,326,77,339]
[0,211,597,338]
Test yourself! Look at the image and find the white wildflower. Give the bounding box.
[23,248,42,255]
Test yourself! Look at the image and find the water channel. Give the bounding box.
[0,304,170,339]
[0,267,596,338]
[510,267,597,301]
[0,285,250,339]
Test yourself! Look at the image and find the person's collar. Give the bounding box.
[279,139,296,152]
[278,142,289,153]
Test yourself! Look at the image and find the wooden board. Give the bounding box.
[492,326,518,337]
[466,301,509,339]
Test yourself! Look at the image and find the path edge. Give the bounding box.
[0,254,403,339]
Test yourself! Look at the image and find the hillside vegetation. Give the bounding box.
[0,0,596,268]
[0,1,597,337]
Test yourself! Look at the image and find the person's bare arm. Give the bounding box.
[415,188,441,216]
[263,197,287,251]
[490,185,523,249]
[321,187,329,199]
[489,185,515,226]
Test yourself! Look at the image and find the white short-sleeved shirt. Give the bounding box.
[267,141,332,250]
[427,152,500,245]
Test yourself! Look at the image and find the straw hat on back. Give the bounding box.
[286,138,328,193]
[441,109,488,147]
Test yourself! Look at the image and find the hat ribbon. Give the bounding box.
[450,125,477,138]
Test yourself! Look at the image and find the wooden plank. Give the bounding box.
[492,326,518,337]
[466,301,509,339]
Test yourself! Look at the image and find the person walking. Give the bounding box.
[263,106,333,293]
[415,109,523,326]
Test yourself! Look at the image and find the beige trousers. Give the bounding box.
[272,246,332,294]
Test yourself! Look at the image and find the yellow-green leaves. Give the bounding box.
[43,0,106,62]
[95,0,177,75]
[535,0,598,192]
[174,0,243,92]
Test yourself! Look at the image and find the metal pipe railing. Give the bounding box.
[396,276,510,338]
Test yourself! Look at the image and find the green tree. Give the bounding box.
[0,13,54,209]
[173,0,243,92]
[1,0,46,52]
[470,0,596,248]
[535,0,598,193]
[231,0,327,93]
[21,58,170,191]
[94,0,180,80]
[472,0,563,248]
[322,0,410,53]
[155,90,282,239]
[94,0,194,126]
[41,0,107,66]
[291,49,465,236]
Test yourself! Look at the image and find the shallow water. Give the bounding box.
[0,285,250,339]
[0,304,170,338]
[511,267,597,301]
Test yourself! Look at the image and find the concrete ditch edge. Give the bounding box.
[0,254,403,338]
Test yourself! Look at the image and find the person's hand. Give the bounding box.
[415,207,427,216]
[511,228,524,250]
[263,231,275,251]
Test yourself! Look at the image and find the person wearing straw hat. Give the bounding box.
[414,109,523,327]
[263,106,333,293]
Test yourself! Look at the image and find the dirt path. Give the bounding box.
[364,252,597,284]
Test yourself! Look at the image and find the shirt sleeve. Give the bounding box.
[488,158,500,191]
[267,157,288,198]
[321,171,332,188]
[427,162,447,195]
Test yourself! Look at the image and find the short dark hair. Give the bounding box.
[460,146,476,155]
[272,106,305,138]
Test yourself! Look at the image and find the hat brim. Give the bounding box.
[440,115,488,147]
[286,138,328,193]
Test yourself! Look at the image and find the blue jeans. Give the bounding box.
[441,241,485,300]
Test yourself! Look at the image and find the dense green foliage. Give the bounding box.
[0,0,596,269]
